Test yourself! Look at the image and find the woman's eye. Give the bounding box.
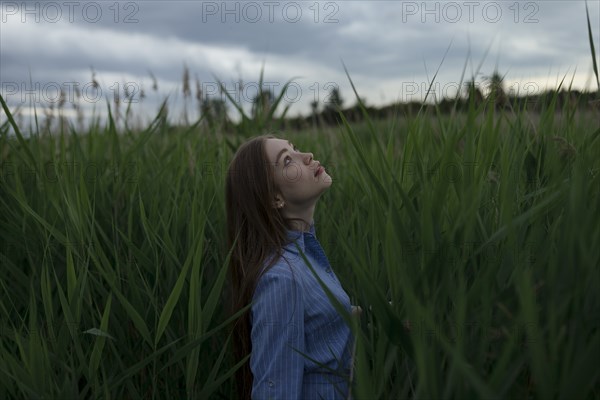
[284,156,292,166]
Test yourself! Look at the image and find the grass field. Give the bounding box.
[1,70,599,398]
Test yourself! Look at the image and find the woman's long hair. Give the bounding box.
[225,134,305,399]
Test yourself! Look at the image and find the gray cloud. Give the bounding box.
[1,0,598,123]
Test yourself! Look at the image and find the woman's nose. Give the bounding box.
[304,152,313,163]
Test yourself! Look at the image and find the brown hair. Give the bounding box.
[225,134,309,399]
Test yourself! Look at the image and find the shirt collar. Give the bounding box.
[283,221,316,255]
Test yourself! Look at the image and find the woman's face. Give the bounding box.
[265,138,332,207]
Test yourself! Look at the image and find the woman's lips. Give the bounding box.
[315,166,324,176]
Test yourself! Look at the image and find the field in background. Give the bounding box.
[1,76,599,398]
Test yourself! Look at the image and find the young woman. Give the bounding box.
[226,134,357,399]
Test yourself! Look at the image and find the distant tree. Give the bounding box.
[310,100,319,126]
[486,70,507,108]
[322,87,344,124]
[201,95,228,128]
[310,100,319,114]
[325,87,344,113]
[348,96,367,121]
[464,78,483,106]
[251,89,274,119]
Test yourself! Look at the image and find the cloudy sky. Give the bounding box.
[1,0,599,127]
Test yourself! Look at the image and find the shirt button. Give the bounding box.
[268,380,274,387]
[325,268,332,274]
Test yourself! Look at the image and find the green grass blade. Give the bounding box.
[585,0,600,90]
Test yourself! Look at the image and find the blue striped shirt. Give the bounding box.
[250,223,354,399]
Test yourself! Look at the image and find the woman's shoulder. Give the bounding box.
[252,255,305,303]
[259,253,301,280]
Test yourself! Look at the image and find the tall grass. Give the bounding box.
[330,86,599,399]
[2,75,599,398]
[0,99,250,398]
[1,16,599,397]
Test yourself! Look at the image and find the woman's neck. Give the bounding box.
[281,203,316,232]
[287,219,313,232]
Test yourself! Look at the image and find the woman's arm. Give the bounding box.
[250,270,305,399]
